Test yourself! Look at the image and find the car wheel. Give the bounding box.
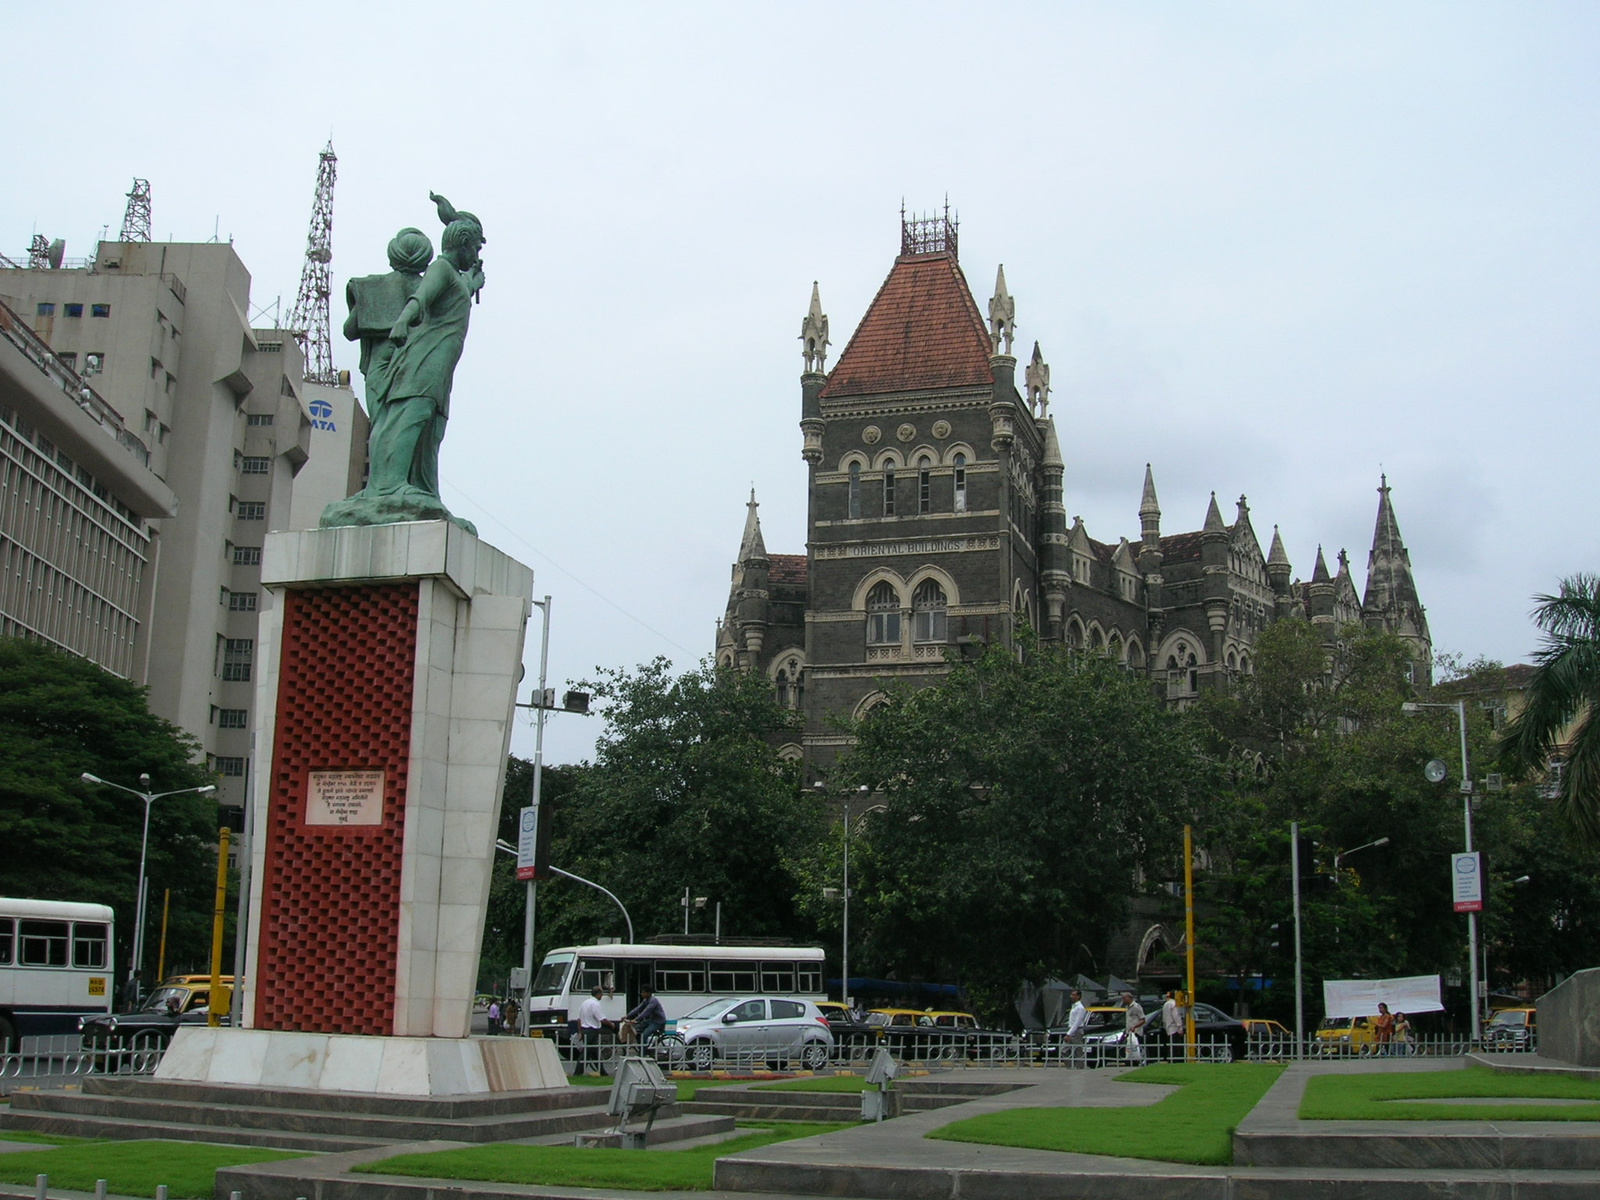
[801,1041,829,1071]
[690,1040,715,1071]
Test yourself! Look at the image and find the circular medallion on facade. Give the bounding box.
[931,420,951,440]
[897,423,916,443]
[862,425,881,445]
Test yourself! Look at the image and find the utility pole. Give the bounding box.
[1290,821,1304,1059]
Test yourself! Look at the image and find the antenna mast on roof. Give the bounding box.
[120,179,152,242]
[288,140,338,384]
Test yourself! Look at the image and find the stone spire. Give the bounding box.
[1203,492,1227,535]
[1361,474,1432,673]
[1025,340,1051,416]
[1139,464,1161,544]
[1038,417,1069,640]
[1267,525,1289,568]
[799,282,830,374]
[1266,525,1294,618]
[738,488,768,564]
[987,264,1016,356]
[1311,545,1331,583]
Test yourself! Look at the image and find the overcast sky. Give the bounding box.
[6,2,1596,767]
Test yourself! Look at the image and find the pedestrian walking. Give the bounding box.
[502,998,520,1036]
[1122,991,1147,1065]
[1162,991,1184,1060]
[1063,989,1088,1066]
[1392,1011,1413,1055]
[487,999,501,1035]
[1373,1002,1395,1055]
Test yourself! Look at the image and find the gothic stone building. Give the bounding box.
[717,213,1431,770]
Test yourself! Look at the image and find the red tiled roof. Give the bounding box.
[769,554,808,586]
[820,252,995,398]
[1159,532,1204,565]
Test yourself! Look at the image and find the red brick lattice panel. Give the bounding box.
[254,583,419,1035]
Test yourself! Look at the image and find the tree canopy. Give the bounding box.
[0,638,220,987]
[828,642,1211,1009]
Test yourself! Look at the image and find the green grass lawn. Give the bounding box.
[358,1121,854,1190]
[0,1140,305,1198]
[752,1074,870,1093]
[932,1063,1283,1166]
[1300,1064,1600,1121]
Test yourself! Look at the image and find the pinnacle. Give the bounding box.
[1203,492,1226,534]
[1139,464,1160,517]
[738,489,767,562]
[1311,545,1331,583]
[1268,525,1290,567]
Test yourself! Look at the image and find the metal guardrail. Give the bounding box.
[0,1032,167,1081]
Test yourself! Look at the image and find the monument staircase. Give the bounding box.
[680,1077,1030,1123]
[0,1076,732,1153]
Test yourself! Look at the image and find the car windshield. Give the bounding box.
[1489,1011,1527,1027]
[679,998,738,1021]
[1318,1017,1353,1030]
[141,987,188,1013]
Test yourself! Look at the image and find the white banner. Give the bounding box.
[1322,975,1444,1018]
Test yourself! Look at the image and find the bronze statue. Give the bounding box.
[320,194,484,534]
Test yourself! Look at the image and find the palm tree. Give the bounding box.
[1500,574,1600,843]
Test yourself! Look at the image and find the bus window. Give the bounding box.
[19,920,69,967]
[796,962,822,994]
[576,959,615,993]
[708,961,758,993]
[656,961,706,993]
[760,962,796,993]
[0,917,12,965]
[73,923,108,969]
[531,952,574,994]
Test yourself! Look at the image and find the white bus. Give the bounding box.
[0,898,115,1049]
[525,942,827,1033]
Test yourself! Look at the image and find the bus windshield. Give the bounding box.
[531,953,575,994]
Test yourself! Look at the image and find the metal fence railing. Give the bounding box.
[0,1032,167,1082]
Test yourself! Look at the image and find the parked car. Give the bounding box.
[1315,1015,1377,1055]
[671,996,833,1070]
[816,1001,884,1049]
[79,975,234,1054]
[865,1008,979,1058]
[1483,1006,1537,1050]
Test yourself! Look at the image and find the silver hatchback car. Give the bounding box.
[671,996,834,1070]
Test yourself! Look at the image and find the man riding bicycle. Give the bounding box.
[626,988,667,1045]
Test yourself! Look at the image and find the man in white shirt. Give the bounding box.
[1161,992,1184,1060]
[1122,991,1147,1065]
[576,986,607,1074]
[1063,989,1088,1066]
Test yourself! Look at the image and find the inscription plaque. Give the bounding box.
[306,769,385,826]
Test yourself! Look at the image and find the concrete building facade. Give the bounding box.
[2,239,366,808]
[717,214,1432,768]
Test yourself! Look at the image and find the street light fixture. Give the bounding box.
[80,771,217,1001]
[1333,837,1390,875]
[1399,699,1481,1040]
[815,782,881,1009]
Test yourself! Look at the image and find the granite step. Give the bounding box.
[571,1113,738,1148]
[0,1107,393,1154]
[81,1074,597,1116]
[6,1087,641,1144]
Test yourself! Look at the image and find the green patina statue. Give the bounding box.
[320,192,485,534]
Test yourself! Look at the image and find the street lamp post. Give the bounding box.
[1333,837,1390,875]
[817,783,875,1008]
[1400,699,1480,1041]
[80,771,217,1001]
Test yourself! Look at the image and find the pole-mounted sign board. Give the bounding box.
[516,806,539,882]
[1451,851,1483,913]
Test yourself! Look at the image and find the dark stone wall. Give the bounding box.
[1538,967,1600,1066]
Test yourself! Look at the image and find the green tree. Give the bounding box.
[830,643,1212,1012]
[0,638,219,992]
[1499,574,1600,843]
[478,760,578,991]
[519,658,821,960]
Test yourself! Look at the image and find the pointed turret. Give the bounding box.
[1266,525,1294,618]
[1139,464,1161,545]
[1025,340,1051,415]
[1037,417,1070,640]
[1203,492,1227,535]
[1234,495,1250,530]
[721,490,771,667]
[799,282,830,374]
[738,488,768,564]
[1361,475,1432,676]
[1136,465,1164,619]
[988,264,1015,356]
[1311,546,1331,583]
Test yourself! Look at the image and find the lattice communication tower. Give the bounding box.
[288,141,338,385]
[120,179,152,242]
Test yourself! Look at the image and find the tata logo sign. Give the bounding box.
[308,398,338,431]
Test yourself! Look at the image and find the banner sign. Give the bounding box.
[1452,851,1484,913]
[516,805,539,882]
[1323,975,1444,1018]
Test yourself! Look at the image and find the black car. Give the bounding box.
[1074,1001,1249,1063]
[79,979,230,1055]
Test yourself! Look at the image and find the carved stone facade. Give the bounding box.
[717,215,1432,769]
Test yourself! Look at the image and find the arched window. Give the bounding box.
[912,579,947,642]
[1127,640,1146,670]
[883,467,896,516]
[848,462,861,519]
[1065,617,1084,651]
[1166,642,1199,696]
[866,581,900,645]
[953,453,967,513]
[1089,626,1105,652]
[917,456,932,514]
[1108,633,1124,662]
